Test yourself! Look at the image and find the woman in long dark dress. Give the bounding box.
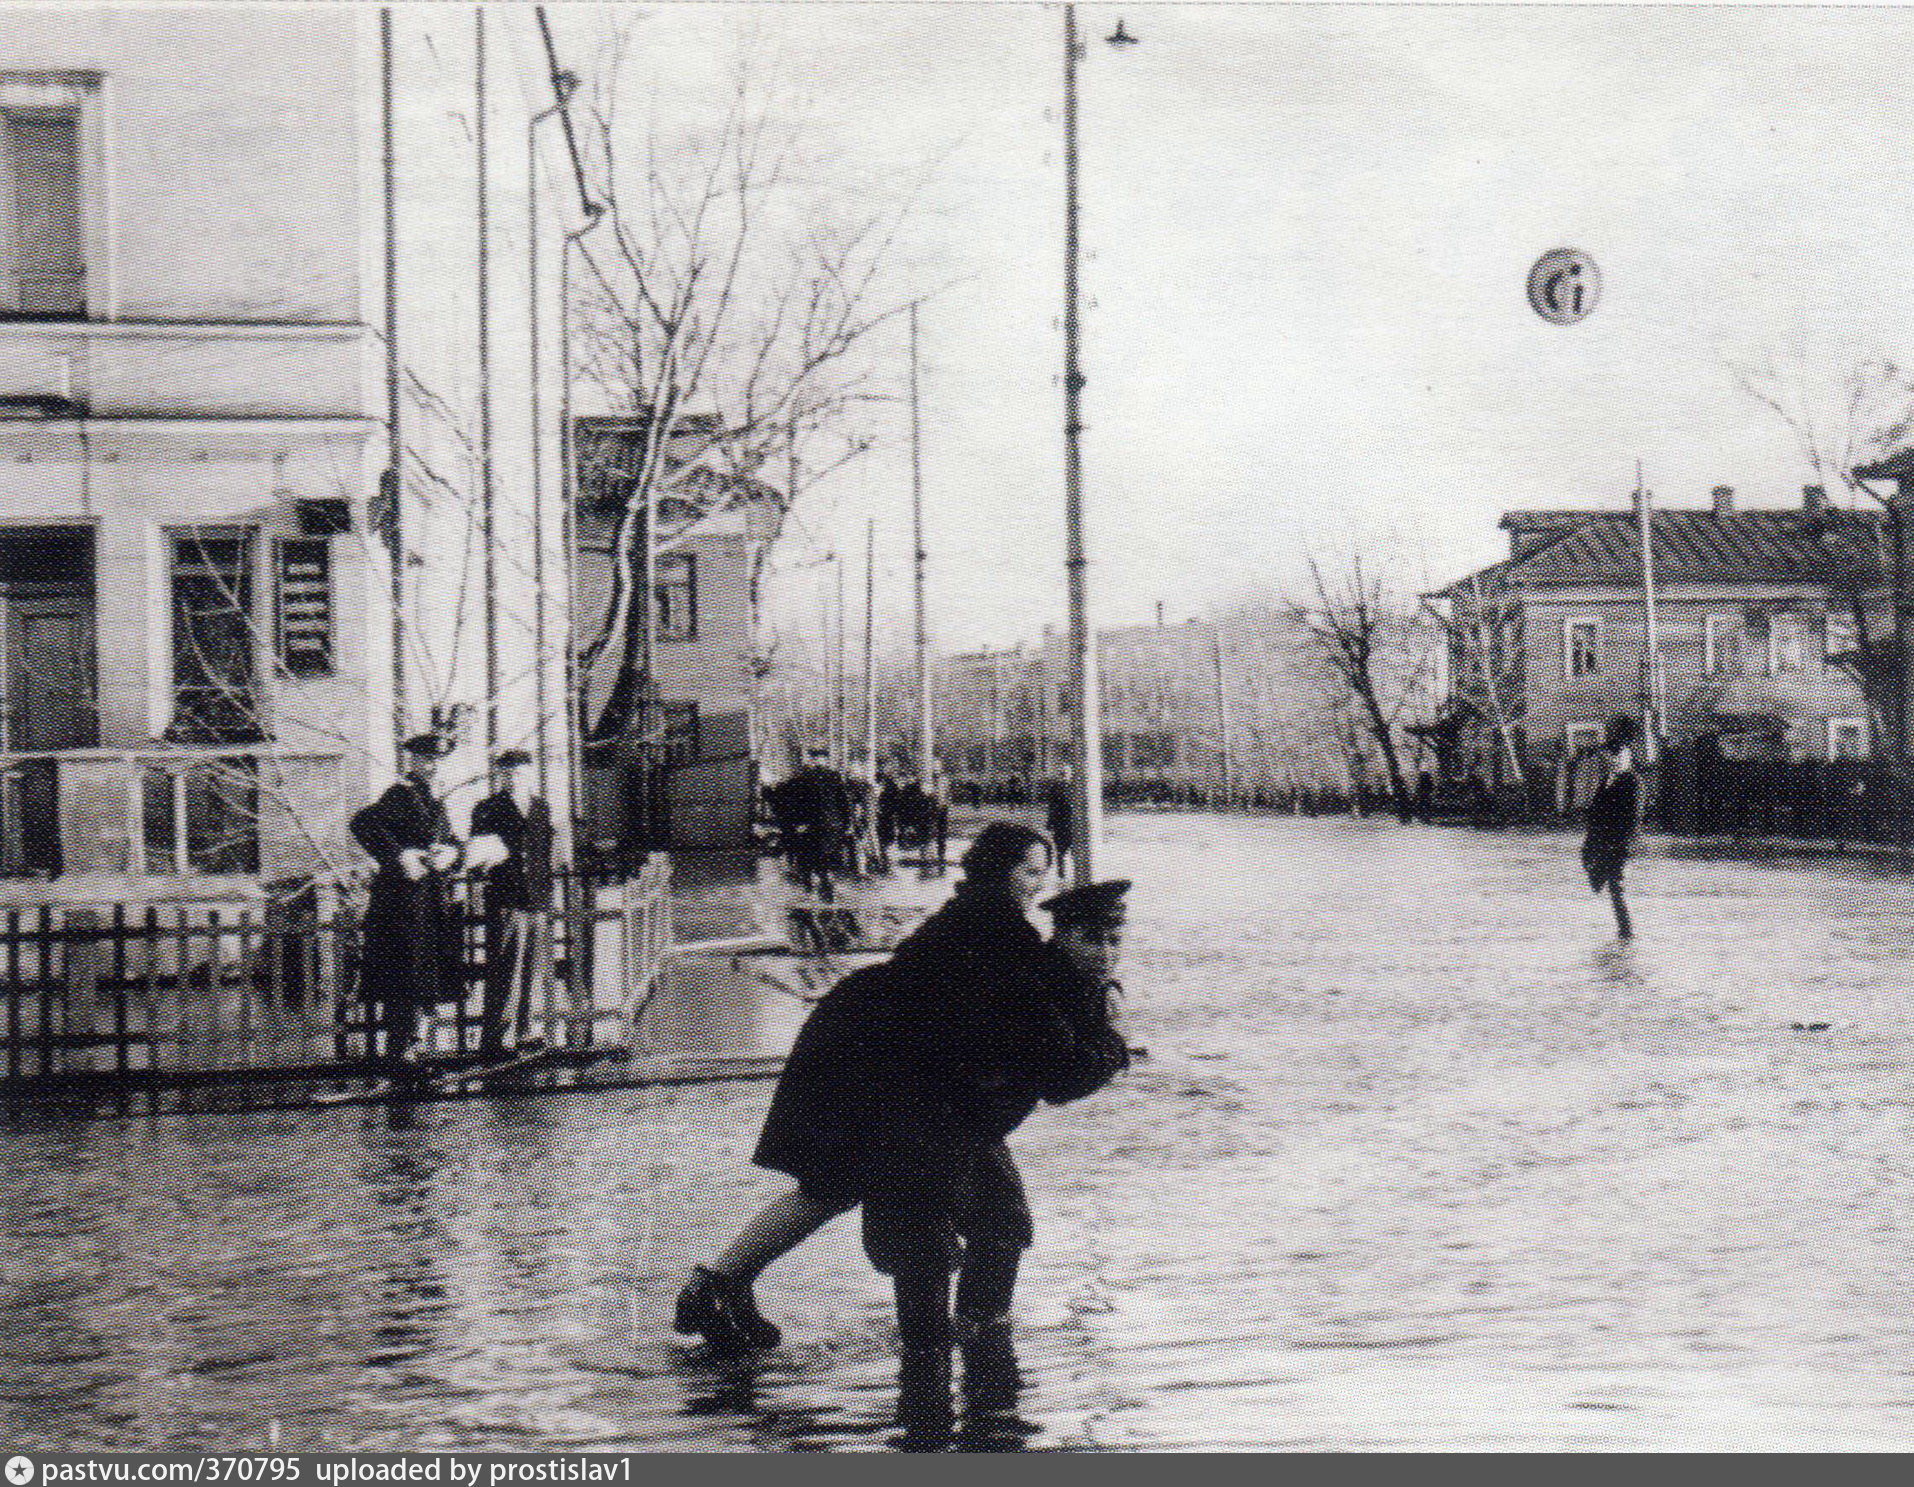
[674,821,1120,1362]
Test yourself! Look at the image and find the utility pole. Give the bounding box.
[529,89,554,791]
[833,555,847,771]
[1062,2,1104,884]
[863,520,878,782]
[910,303,933,785]
[381,8,406,760]
[1635,462,1664,765]
[477,7,497,764]
[1214,622,1234,807]
[558,205,605,865]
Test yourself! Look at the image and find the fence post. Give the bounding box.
[6,910,20,1082]
[110,905,130,1076]
[62,909,102,1077]
[36,906,53,1078]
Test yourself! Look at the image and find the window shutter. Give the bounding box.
[276,538,333,676]
[7,113,83,315]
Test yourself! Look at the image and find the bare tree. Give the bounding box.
[568,36,928,766]
[1283,555,1438,813]
[1735,349,1914,759]
[1425,573,1527,791]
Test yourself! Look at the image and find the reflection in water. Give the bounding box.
[1592,940,1641,989]
[956,1330,1032,1452]
[892,1352,953,1453]
[9,819,1914,1448]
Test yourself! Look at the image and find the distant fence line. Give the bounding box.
[953,750,1914,846]
[0,858,671,1090]
[1655,750,1908,845]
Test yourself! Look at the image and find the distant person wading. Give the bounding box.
[1581,714,1641,940]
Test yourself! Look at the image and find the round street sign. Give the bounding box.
[1527,248,1600,325]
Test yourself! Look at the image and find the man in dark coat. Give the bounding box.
[785,747,852,902]
[350,732,465,1068]
[471,748,555,1058]
[874,769,900,872]
[1582,714,1641,940]
[675,827,1130,1371]
[1044,768,1076,879]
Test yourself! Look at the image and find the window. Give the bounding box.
[1130,733,1176,770]
[1,96,84,318]
[1565,618,1601,679]
[1825,612,1859,670]
[142,758,259,875]
[660,700,698,765]
[1704,614,1741,677]
[656,553,696,641]
[274,538,332,676]
[1828,718,1870,761]
[170,531,260,742]
[1769,614,1807,674]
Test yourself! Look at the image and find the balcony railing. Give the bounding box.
[0,746,347,883]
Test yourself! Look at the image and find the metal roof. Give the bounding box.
[1444,507,1884,596]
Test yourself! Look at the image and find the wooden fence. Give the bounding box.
[0,856,671,1090]
[1656,750,1910,844]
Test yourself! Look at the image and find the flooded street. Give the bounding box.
[9,814,1914,1450]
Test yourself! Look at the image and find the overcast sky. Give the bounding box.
[552,3,1914,657]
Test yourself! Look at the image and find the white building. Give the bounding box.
[0,7,586,896]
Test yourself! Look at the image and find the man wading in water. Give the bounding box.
[673,824,1130,1420]
[1582,713,1641,940]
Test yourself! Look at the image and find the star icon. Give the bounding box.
[6,1457,34,1485]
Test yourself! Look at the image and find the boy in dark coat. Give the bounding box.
[1582,714,1641,939]
[350,733,465,1068]
[673,826,1129,1367]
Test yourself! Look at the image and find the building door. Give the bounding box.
[2,594,96,875]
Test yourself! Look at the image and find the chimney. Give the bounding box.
[1712,485,1736,517]
[1804,483,1828,515]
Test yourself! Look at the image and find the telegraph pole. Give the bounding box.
[910,303,934,785]
[1634,462,1664,764]
[1214,622,1234,807]
[863,520,878,782]
[476,7,498,763]
[381,8,406,759]
[1062,2,1104,884]
[833,555,847,771]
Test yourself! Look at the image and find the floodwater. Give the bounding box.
[8,814,1914,1450]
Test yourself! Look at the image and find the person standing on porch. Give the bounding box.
[1582,714,1641,941]
[471,748,555,1058]
[350,732,465,1072]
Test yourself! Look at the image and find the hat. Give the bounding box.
[495,748,534,769]
[402,732,453,758]
[1041,879,1131,928]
